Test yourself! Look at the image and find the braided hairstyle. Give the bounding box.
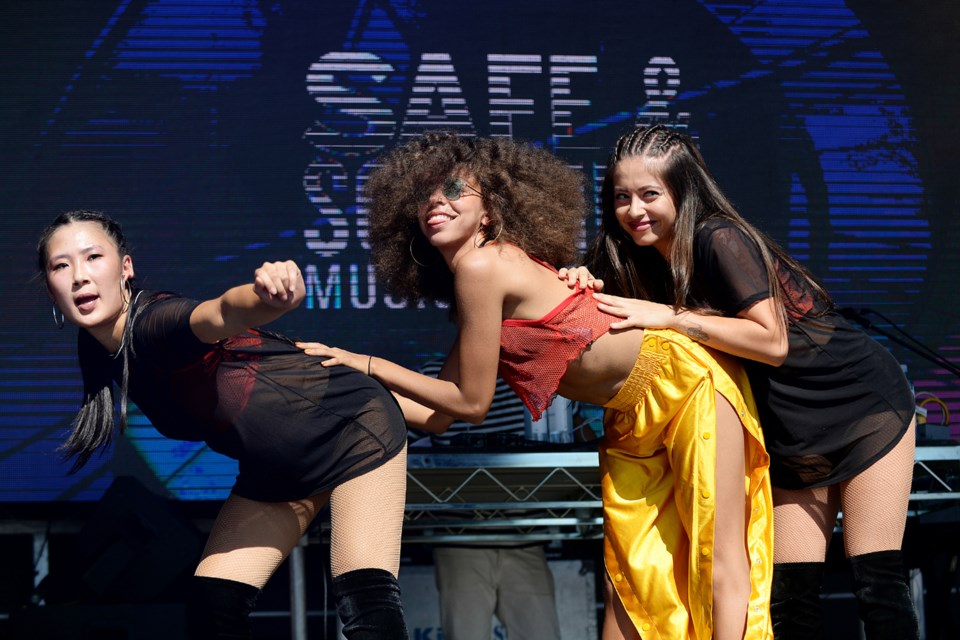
[37,210,139,472]
[366,131,588,306]
[584,124,833,321]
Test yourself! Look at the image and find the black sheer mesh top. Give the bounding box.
[689,219,914,489]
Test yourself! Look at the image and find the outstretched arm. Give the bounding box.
[594,293,788,366]
[190,260,304,344]
[299,250,506,425]
[392,393,457,433]
[558,261,787,366]
[298,336,496,426]
[299,340,499,427]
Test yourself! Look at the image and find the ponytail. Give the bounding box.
[60,288,140,472]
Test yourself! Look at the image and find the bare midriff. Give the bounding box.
[556,328,646,407]
[494,245,648,408]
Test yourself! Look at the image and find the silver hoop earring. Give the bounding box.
[52,304,64,329]
[409,236,429,267]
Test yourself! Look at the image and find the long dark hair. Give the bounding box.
[37,210,139,472]
[585,125,833,321]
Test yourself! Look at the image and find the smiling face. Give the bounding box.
[418,173,489,263]
[44,221,134,350]
[611,156,678,259]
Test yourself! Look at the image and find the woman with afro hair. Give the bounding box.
[301,131,775,640]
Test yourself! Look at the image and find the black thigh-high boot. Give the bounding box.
[849,550,920,640]
[332,568,408,639]
[187,575,261,640]
[770,562,826,640]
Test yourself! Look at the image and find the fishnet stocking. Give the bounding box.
[196,492,327,589]
[194,444,408,588]
[771,420,915,562]
[329,444,407,578]
[841,420,915,556]
[772,484,838,563]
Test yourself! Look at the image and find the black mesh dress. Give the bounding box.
[691,219,915,489]
[109,292,406,502]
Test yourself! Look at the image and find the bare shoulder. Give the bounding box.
[457,244,530,276]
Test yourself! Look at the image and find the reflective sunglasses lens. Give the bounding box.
[442,177,463,200]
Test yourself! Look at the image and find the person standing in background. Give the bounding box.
[415,359,562,640]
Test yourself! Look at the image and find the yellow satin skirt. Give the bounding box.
[601,329,774,639]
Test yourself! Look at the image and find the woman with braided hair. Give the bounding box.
[38,210,409,639]
[576,124,919,639]
[300,131,775,639]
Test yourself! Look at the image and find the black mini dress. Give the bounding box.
[692,219,915,489]
[105,292,406,502]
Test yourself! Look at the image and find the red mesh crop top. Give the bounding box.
[499,283,613,420]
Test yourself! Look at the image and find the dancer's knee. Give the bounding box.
[329,455,406,577]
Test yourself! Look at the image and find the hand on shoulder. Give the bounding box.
[558,265,604,291]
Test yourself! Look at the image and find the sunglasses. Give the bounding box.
[440,176,482,201]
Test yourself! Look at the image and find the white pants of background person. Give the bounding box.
[434,544,562,640]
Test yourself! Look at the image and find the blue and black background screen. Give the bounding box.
[2,0,957,502]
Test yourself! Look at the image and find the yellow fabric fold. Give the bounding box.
[601,329,774,639]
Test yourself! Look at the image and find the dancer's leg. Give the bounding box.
[713,393,751,640]
[769,484,838,639]
[196,493,327,587]
[328,445,408,639]
[190,492,328,638]
[840,421,914,557]
[601,571,640,640]
[841,421,918,639]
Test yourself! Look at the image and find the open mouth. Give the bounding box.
[426,212,456,226]
[74,293,98,312]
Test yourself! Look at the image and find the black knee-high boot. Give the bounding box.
[770,562,826,640]
[332,568,408,639]
[187,575,261,640]
[849,550,920,640]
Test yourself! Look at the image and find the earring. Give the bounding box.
[409,236,429,267]
[474,223,503,248]
[52,304,64,329]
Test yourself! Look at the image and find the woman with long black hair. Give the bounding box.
[38,209,410,639]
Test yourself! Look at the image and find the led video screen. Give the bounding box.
[2,0,957,501]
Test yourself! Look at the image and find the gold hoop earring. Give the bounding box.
[52,304,65,329]
[409,236,429,267]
